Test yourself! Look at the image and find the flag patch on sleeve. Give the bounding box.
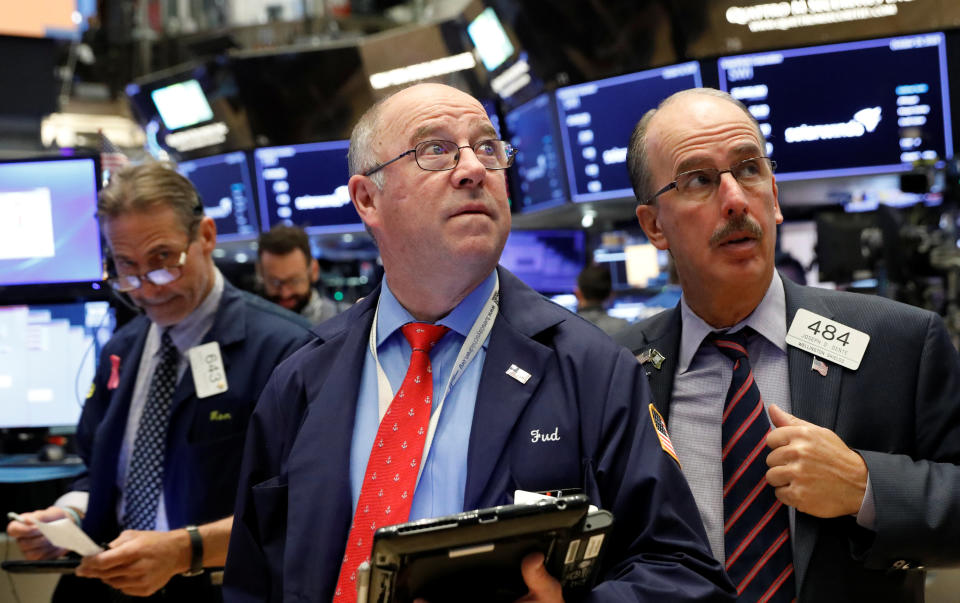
[649,404,680,468]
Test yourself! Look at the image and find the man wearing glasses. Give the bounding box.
[617,88,960,602]
[224,83,733,602]
[6,163,312,601]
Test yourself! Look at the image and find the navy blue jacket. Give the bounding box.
[224,267,734,602]
[75,280,313,543]
[616,275,960,602]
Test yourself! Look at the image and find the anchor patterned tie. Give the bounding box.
[334,322,449,602]
[123,330,178,530]
[712,329,796,602]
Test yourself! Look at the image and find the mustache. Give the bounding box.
[709,214,764,247]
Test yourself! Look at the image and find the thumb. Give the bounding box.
[516,552,561,602]
[768,404,803,428]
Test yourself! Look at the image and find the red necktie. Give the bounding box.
[712,329,795,602]
[333,322,450,602]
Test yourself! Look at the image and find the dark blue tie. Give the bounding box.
[712,329,796,602]
[123,330,178,530]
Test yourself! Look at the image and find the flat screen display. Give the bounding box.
[555,62,702,202]
[499,230,585,294]
[468,7,515,72]
[718,32,953,181]
[0,301,114,428]
[150,79,215,131]
[0,157,103,287]
[505,93,567,212]
[254,140,362,233]
[177,151,259,241]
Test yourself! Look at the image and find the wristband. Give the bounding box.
[181,525,204,577]
[58,506,81,526]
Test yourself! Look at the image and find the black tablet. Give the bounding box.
[2,558,81,574]
[362,494,613,603]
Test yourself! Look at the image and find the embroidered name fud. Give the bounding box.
[530,427,560,443]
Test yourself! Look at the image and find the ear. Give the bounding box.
[309,257,320,282]
[771,175,783,225]
[636,204,669,250]
[350,174,381,230]
[198,216,217,255]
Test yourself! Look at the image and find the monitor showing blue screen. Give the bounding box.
[718,32,953,181]
[499,229,585,294]
[254,140,362,234]
[0,301,114,428]
[177,151,259,241]
[555,62,702,202]
[0,156,103,287]
[505,93,568,212]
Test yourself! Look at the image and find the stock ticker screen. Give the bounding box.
[177,151,259,241]
[718,32,953,180]
[505,93,568,212]
[555,62,702,202]
[254,140,362,234]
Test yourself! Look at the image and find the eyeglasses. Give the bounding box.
[363,139,518,176]
[644,157,777,205]
[108,247,190,292]
[263,275,310,290]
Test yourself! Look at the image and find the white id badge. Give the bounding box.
[188,341,229,398]
[786,308,870,371]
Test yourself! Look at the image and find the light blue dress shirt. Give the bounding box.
[350,272,495,521]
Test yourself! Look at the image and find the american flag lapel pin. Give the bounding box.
[811,356,828,377]
[506,364,532,384]
[636,348,666,370]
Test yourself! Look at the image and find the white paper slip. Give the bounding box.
[786,308,870,371]
[188,341,229,399]
[32,517,104,557]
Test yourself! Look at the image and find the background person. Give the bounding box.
[256,224,342,325]
[574,263,630,336]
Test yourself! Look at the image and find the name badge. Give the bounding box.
[786,308,869,371]
[188,342,229,399]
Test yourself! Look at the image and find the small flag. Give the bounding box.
[636,348,666,370]
[811,356,828,377]
[649,404,680,467]
[99,130,129,185]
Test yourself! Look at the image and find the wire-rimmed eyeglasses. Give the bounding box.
[644,157,777,205]
[363,139,517,177]
[107,246,190,292]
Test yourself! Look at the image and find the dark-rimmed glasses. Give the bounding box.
[363,139,517,176]
[644,157,776,205]
[108,245,191,292]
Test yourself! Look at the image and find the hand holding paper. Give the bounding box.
[7,511,104,557]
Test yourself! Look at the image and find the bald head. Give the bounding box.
[627,88,764,204]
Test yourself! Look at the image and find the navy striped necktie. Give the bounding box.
[711,328,796,602]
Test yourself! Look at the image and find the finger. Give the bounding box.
[516,552,562,602]
[765,465,792,488]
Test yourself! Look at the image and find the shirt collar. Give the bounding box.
[161,268,225,354]
[376,271,497,347]
[677,271,786,373]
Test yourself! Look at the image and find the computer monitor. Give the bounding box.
[177,151,260,241]
[0,301,114,429]
[499,229,585,294]
[505,93,568,212]
[468,7,516,72]
[718,32,953,180]
[555,62,702,202]
[253,140,362,234]
[0,156,104,288]
[151,78,215,131]
[593,244,669,290]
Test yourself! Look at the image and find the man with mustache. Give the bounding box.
[616,87,960,602]
[224,83,734,602]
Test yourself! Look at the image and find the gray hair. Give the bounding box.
[98,162,202,235]
[627,87,764,205]
[347,95,392,189]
